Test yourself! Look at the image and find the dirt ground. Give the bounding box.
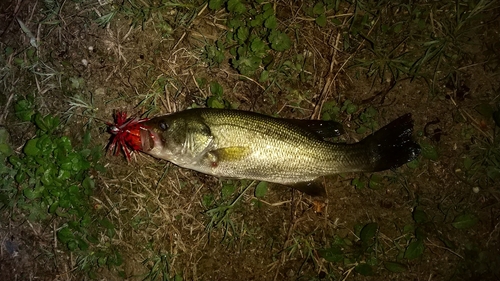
[1,0,500,280]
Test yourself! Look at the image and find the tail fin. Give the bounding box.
[360,114,420,172]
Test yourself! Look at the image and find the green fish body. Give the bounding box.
[139,109,420,196]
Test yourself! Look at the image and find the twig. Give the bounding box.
[311,31,341,120]
[272,192,306,281]
[487,220,500,246]
[341,265,356,281]
[425,238,464,259]
[252,198,291,207]
[0,92,15,124]
[449,96,494,142]
[223,70,266,91]
[311,16,379,119]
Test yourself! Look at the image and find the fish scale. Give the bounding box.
[203,112,330,176]
[134,108,420,196]
[202,110,371,177]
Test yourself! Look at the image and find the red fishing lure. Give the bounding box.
[107,111,150,161]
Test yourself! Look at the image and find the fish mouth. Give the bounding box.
[140,128,161,152]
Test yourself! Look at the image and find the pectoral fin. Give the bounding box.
[211,146,251,162]
[290,181,326,197]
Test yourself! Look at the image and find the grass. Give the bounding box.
[1,0,499,280]
[203,180,254,242]
[346,0,498,94]
[63,93,100,129]
[142,251,180,281]
[457,105,500,190]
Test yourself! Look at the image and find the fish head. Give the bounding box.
[139,113,214,165]
[139,115,187,160]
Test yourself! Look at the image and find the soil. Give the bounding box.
[1,1,499,281]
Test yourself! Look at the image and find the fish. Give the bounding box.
[108,108,420,197]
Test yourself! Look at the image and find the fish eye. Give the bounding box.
[159,122,168,131]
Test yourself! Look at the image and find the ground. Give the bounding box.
[1,0,500,280]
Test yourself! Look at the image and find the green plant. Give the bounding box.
[321,99,361,122]
[0,128,15,196]
[317,207,448,278]
[409,0,496,87]
[348,1,419,82]
[250,181,268,208]
[302,0,341,28]
[206,81,232,109]
[459,105,500,187]
[95,10,118,27]
[138,75,183,114]
[0,99,122,277]
[355,106,378,133]
[6,112,98,221]
[202,40,225,67]
[142,251,183,281]
[206,1,291,76]
[276,232,319,278]
[76,244,125,279]
[318,222,384,277]
[14,95,36,122]
[203,180,254,242]
[63,93,100,129]
[355,39,413,84]
[345,0,496,93]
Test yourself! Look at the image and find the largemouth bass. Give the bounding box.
[109,109,420,196]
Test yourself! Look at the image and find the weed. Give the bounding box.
[315,198,472,278]
[355,39,413,84]
[202,41,225,67]
[0,129,15,203]
[204,180,254,242]
[99,0,198,29]
[206,81,232,109]
[76,245,125,279]
[250,181,268,208]
[0,97,125,277]
[138,75,181,114]
[142,251,183,281]
[349,2,419,83]
[317,220,409,277]
[285,233,318,274]
[411,0,496,80]
[347,0,497,93]
[351,170,396,191]
[302,0,341,27]
[318,223,379,277]
[14,95,36,122]
[63,92,100,129]
[95,10,118,27]
[206,2,291,77]
[458,105,500,188]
